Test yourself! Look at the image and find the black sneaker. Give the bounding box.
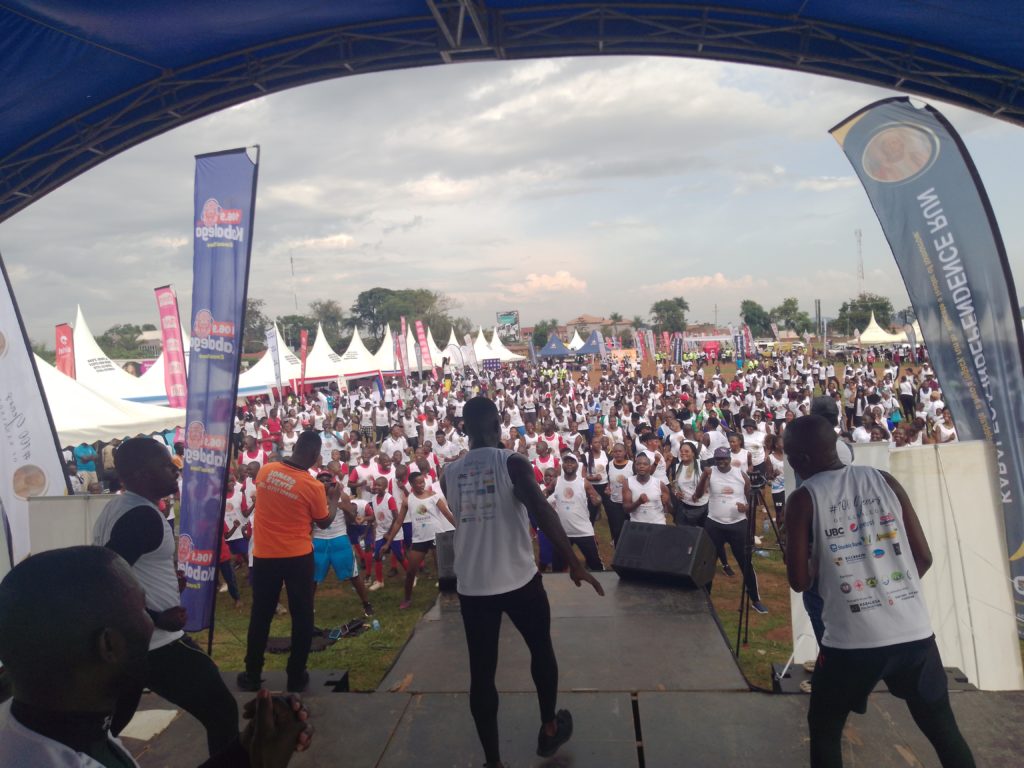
[537,709,573,757]
[286,670,309,693]
[722,564,736,577]
[363,601,374,617]
[751,601,769,615]
[236,671,262,692]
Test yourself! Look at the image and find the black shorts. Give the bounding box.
[812,635,947,717]
[410,540,435,553]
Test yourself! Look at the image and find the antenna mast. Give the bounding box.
[855,229,864,296]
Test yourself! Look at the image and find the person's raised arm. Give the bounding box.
[880,471,933,577]
[383,498,408,547]
[659,481,671,515]
[784,487,812,592]
[313,482,339,530]
[621,477,638,512]
[507,452,604,596]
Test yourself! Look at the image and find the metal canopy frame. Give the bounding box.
[2,2,1022,223]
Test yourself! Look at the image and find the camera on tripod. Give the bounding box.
[748,470,767,490]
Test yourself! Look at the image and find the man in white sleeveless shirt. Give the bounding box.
[784,416,974,768]
[444,397,605,768]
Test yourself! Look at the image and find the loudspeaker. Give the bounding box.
[612,521,716,589]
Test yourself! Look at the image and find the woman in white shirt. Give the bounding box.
[670,441,708,526]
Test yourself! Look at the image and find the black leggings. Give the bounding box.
[552,535,604,572]
[459,573,557,765]
[587,484,607,523]
[604,499,627,545]
[113,636,239,756]
[703,518,760,602]
[245,553,315,678]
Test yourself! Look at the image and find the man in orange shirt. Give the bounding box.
[238,431,340,693]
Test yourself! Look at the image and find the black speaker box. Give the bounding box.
[612,521,716,589]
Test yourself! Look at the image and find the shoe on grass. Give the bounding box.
[399,600,412,610]
[236,671,262,692]
[537,709,573,757]
[722,564,736,577]
[369,581,384,591]
[363,601,374,616]
[751,601,769,614]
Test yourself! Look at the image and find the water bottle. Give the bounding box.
[754,549,769,558]
[372,619,381,632]
[762,517,770,535]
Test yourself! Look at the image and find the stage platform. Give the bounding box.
[129,572,1024,767]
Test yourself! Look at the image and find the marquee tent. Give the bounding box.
[858,312,908,344]
[36,354,184,446]
[446,328,460,351]
[130,330,191,405]
[576,331,603,356]
[302,323,346,383]
[373,325,402,375]
[338,327,380,378]
[426,327,445,366]
[487,328,525,362]
[566,330,585,351]
[237,325,301,396]
[71,306,148,401]
[403,326,424,373]
[473,327,494,361]
[539,335,572,357]
[3,3,1022,227]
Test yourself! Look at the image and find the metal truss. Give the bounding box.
[2,2,1022,223]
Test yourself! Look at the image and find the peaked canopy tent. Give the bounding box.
[576,331,603,356]
[566,330,585,351]
[373,325,402,375]
[237,324,302,396]
[858,312,908,345]
[3,2,1023,229]
[473,327,494,361]
[487,328,525,362]
[539,335,572,357]
[338,327,381,379]
[426,327,445,366]
[302,323,346,383]
[71,306,149,401]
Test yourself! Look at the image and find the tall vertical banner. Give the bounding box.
[742,324,755,358]
[645,330,657,361]
[298,329,309,396]
[54,323,75,378]
[179,147,259,633]
[833,98,1024,628]
[265,326,282,394]
[596,331,609,361]
[398,317,411,379]
[154,286,188,408]
[463,333,480,371]
[528,339,538,365]
[635,331,646,360]
[393,327,407,383]
[0,256,71,565]
[415,320,437,380]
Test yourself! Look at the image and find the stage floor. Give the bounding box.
[130,573,1024,767]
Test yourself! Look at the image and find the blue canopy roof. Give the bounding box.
[539,334,572,357]
[2,2,1023,222]
[576,330,603,356]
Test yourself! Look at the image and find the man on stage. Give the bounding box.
[443,396,605,768]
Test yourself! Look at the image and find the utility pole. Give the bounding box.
[714,304,718,328]
[855,229,864,296]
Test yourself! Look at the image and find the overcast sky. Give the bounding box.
[2,55,1022,346]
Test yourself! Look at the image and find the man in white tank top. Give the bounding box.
[444,397,604,768]
[784,415,974,768]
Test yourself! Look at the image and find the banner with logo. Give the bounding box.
[415,320,437,380]
[496,310,521,343]
[463,333,479,371]
[398,316,411,380]
[265,326,282,394]
[154,286,188,408]
[742,324,755,357]
[0,255,70,562]
[770,322,780,340]
[596,331,609,361]
[298,329,309,395]
[528,339,538,365]
[55,323,75,378]
[179,147,259,632]
[833,97,1024,628]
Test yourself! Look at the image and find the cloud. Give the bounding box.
[509,271,587,295]
[797,176,859,192]
[643,273,765,294]
[287,232,356,250]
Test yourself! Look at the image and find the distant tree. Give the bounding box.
[836,293,895,336]
[351,287,460,345]
[308,299,348,348]
[31,342,55,365]
[140,323,157,332]
[739,299,772,337]
[608,312,623,337]
[531,318,559,349]
[631,314,647,331]
[242,298,270,353]
[95,324,143,358]
[895,304,917,326]
[275,313,315,349]
[649,297,689,333]
[620,329,635,348]
[769,297,814,334]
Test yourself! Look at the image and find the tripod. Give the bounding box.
[734,479,784,658]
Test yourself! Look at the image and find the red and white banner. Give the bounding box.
[154,286,188,407]
[742,324,755,356]
[397,316,409,383]
[661,331,670,352]
[55,323,75,378]
[415,320,437,380]
[298,329,309,394]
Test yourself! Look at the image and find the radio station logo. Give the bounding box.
[177,533,216,584]
[191,308,236,353]
[184,420,228,468]
[195,197,244,243]
[1014,576,1024,597]
[862,123,939,184]
[873,548,886,559]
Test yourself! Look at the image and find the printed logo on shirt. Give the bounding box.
[892,542,902,556]
[872,549,886,559]
[1014,576,1024,597]
[876,530,899,541]
[891,571,904,582]
[879,513,897,526]
[866,577,878,588]
[849,604,861,613]
[840,582,852,594]
[824,526,845,538]
[829,541,863,553]
[848,521,858,532]
[854,580,865,591]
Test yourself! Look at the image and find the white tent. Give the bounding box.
[566,329,585,350]
[473,327,495,361]
[446,328,460,350]
[488,327,525,362]
[72,306,148,400]
[404,326,424,372]
[302,324,345,383]
[36,354,184,446]
[373,325,402,374]
[128,330,191,405]
[858,312,908,344]
[237,325,301,396]
[339,327,380,378]
[426,326,445,365]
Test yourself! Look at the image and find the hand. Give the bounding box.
[241,690,314,767]
[569,561,605,596]
[326,482,342,502]
[155,606,187,631]
[602,485,611,496]
[736,502,749,514]
[638,494,649,504]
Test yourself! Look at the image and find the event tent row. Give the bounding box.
[857,313,925,346]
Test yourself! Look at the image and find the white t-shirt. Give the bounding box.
[743,430,766,465]
[407,491,454,543]
[707,466,747,525]
[551,475,593,537]
[371,492,401,541]
[627,476,666,524]
[607,460,633,503]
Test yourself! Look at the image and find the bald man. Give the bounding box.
[784,416,974,768]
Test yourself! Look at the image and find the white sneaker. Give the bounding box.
[413,576,418,588]
[218,584,228,593]
[369,581,384,591]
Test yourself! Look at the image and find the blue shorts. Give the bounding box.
[314,536,358,583]
[374,538,406,561]
[347,524,374,550]
[227,538,249,556]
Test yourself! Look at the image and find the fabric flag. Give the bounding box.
[645,330,657,361]
[399,317,411,377]
[265,326,282,394]
[55,323,75,378]
[393,328,407,384]
[298,329,309,394]
[528,339,538,365]
[463,334,479,371]
[635,331,645,360]
[661,331,670,353]
[833,97,1024,628]
[596,331,609,361]
[415,320,437,381]
[742,324,755,356]
[154,285,188,407]
[0,254,70,563]
[179,147,259,632]
[769,322,780,340]
[905,323,918,362]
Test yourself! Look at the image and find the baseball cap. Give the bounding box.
[713,447,730,460]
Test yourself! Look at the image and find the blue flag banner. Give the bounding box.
[832,98,1024,628]
[179,147,259,632]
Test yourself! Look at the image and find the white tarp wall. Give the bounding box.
[787,440,1024,690]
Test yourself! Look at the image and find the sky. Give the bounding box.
[2,55,1023,346]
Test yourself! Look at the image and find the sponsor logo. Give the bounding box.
[854,580,865,591]
[888,598,895,606]
[833,557,844,567]
[866,577,878,588]
[1014,576,1024,597]
[893,542,902,556]
[191,308,236,353]
[848,521,858,532]
[825,526,845,538]
[828,541,863,553]
[850,604,861,613]
[873,548,886,559]
[879,513,896,526]
[840,582,852,594]
[861,123,939,185]
[891,571,904,582]
[195,198,245,242]
[844,553,867,565]
[876,530,899,541]
[183,420,229,468]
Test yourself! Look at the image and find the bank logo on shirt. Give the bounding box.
[873,548,886,559]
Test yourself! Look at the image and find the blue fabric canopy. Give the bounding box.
[2,1,1022,223]
[539,334,572,357]
[576,331,603,356]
